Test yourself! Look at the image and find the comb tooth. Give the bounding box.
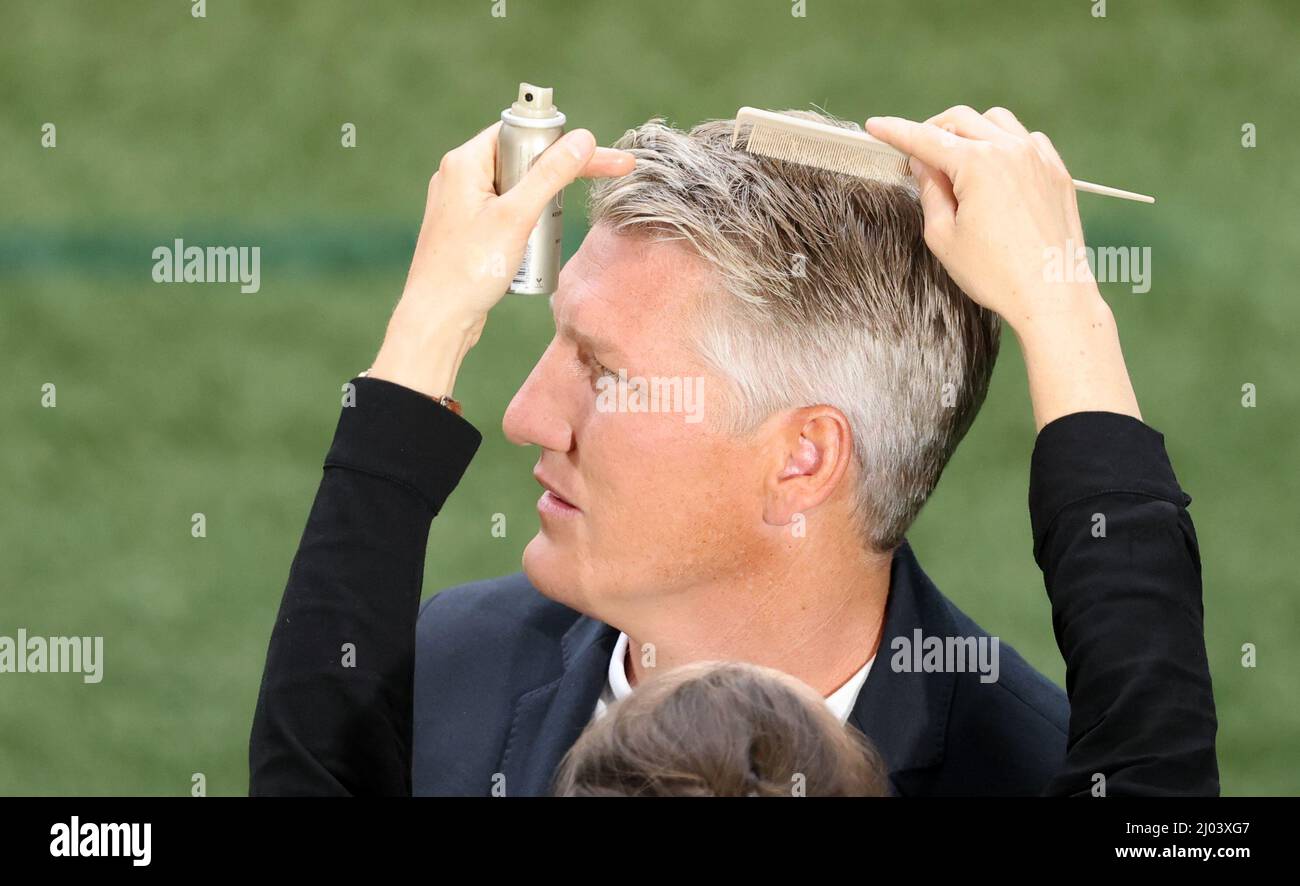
[745,122,911,184]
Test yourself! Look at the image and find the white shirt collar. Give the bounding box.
[595,631,873,725]
[607,629,635,700]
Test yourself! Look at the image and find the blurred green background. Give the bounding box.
[1,0,1295,795]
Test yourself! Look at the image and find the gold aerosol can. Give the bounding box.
[495,82,566,295]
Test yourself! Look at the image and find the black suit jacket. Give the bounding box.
[250,377,1218,796]
[412,547,1068,796]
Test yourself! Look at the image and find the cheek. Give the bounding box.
[584,414,760,579]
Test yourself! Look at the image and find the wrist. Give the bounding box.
[389,294,486,340]
[370,303,485,399]
[1013,292,1140,431]
[1009,282,1111,349]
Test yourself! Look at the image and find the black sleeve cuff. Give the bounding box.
[323,376,483,513]
[1028,411,1190,554]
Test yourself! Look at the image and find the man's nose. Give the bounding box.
[502,342,576,452]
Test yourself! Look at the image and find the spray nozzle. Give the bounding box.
[511,82,559,119]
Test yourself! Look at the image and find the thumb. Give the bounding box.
[498,129,596,223]
[910,156,957,241]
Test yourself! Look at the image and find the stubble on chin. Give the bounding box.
[522,534,589,613]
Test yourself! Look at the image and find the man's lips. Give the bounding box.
[538,490,580,517]
[533,469,580,512]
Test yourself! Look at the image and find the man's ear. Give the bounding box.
[761,406,854,527]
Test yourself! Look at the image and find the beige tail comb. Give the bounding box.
[732,107,1154,204]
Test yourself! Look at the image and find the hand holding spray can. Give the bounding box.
[495,82,566,296]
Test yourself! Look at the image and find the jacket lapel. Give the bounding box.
[499,615,618,796]
[848,542,958,792]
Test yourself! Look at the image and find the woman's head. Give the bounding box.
[553,660,889,796]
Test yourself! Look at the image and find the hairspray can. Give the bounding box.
[495,82,566,296]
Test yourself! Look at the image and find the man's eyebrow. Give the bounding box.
[557,318,624,360]
[549,294,626,360]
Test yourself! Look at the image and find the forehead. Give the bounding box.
[551,224,710,352]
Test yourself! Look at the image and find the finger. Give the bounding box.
[582,146,636,179]
[865,116,969,179]
[909,157,957,230]
[925,105,1013,144]
[983,106,1031,138]
[497,128,598,221]
[1030,131,1070,177]
[439,121,503,196]
[466,120,504,153]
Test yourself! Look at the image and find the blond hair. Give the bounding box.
[587,111,1000,551]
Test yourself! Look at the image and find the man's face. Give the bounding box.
[503,224,770,619]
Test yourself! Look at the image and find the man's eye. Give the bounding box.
[577,346,619,383]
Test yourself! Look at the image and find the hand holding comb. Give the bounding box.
[733,107,1154,204]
